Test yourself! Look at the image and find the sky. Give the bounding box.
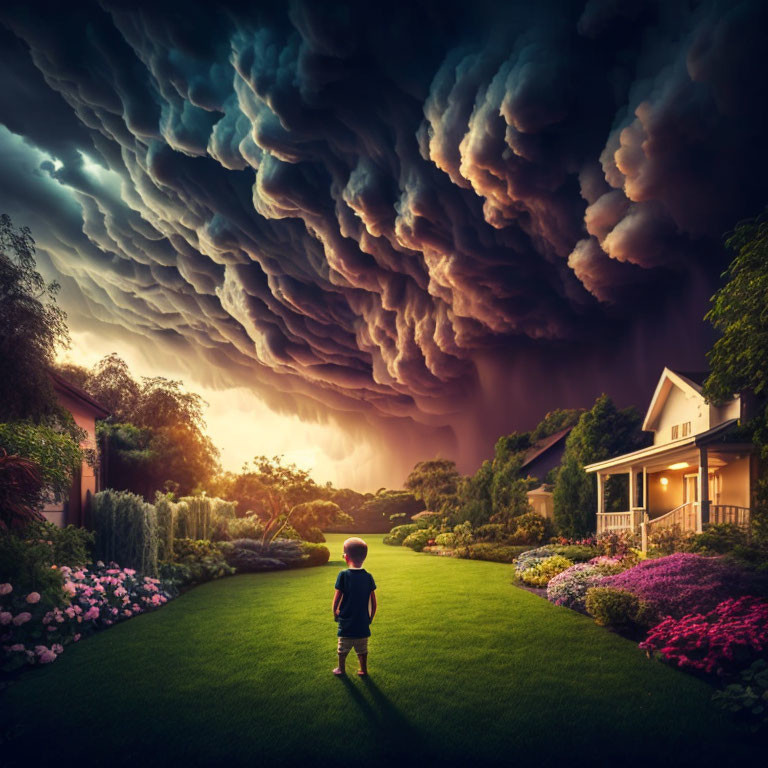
[1,0,767,490]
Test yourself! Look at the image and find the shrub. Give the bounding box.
[435,532,456,548]
[300,542,330,567]
[639,596,768,675]
[596,530,637,558]
[163,537,234,586]
[466,543,531,564]
[224,516,264,541]
[546,561,624,611]
[0,532,65,609]
[221,537,308,571]
[598,553,768,619]
[549,544,600,562]
[24,520,93,568]
[90,489,159,576]
[647,524,694,556]
[474,524,507,542]
[509,513,554,546]
[402,529,437,552]
[383,524,418,546]
[520,555,574,587]
[154,493,176,561]
[713,659,768,729]
[302,527,326,543]
[686,523,750,555]
[513,546,556,575]
[585,587,643,628]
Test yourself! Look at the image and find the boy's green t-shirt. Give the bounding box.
[335,568,376,638]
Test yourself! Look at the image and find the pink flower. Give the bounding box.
[39,650,57,663]
[34,645,48,655]
[0,583,12,596]
[73,571,85,580]
[52,643,64,654]
[83,607,99,621]
[10,643,25,652]
[47,626,57,632]
[0,612,12,625]
[12,612,31,626]
[123,610,132,617]
[25,592,41,604]
[73,634,81,642]
[124,568,136,576]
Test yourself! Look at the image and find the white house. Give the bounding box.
[585,368,754,549]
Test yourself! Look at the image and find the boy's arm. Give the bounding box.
[369,591,377,623]
[332,589,343,618]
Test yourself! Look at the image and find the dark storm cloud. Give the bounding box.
[0,0,767,478]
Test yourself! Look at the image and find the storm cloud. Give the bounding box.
[1,0,766,485]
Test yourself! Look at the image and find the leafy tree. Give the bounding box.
[530,409,584,442]
[703,211,768,543]
[358,489,424,526]
[490,432,535,525]
[553,395,648,537]
[454,460,494,526]
[289,499,352,539]
[0,214,68,423]
[405,458,460,512]
[84,353,141,422]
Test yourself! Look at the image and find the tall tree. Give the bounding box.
[404,458,460,512]
[553,394,648,537]
[703,210,768,543]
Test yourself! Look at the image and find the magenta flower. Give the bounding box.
[39,650,57,664]
[25,592,41,604]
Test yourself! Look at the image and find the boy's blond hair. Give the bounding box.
[343,537,368,566]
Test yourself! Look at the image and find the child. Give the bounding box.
[332,537,377,676]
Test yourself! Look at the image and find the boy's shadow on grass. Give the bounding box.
[340,676,420,754]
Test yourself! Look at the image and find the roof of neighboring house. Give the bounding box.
[48,369,110,418]
[521,427,573,470]
[527,484,553,496]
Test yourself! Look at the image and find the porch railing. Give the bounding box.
[710,505,751,528]
[645,502,697,535]
[596,510,642,534]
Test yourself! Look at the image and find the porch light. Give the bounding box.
[660,476,669,488]
[667,462,689,470]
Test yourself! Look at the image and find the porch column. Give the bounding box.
[628,466,637,509]
[596,472,605,534]
[698,446,710,532]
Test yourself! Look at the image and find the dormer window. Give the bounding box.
[671,424,679,440]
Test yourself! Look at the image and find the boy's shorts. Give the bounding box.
[337,636,368,655]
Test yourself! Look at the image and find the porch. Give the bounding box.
[587,433,754,551]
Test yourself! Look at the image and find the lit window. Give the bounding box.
[671,425,679,440]
[682,421,691,437]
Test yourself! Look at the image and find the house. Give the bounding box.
[42,370,109,527]
[585,368,754,550]
[522,427,573,521]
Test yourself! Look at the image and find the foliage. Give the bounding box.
[173,495,236,541]
[383,523,419,546]
[547,562,623,611]
[596,530,638,558]
[640,596,768,676]
[358,490,424,529]
[90,489,159,576]
[0,420,83,509]
[686,524,751,555]
[402,528,438,552]
[404,459,460,513]
[530,409,583,443]
[520,555,574,587]
[299,542,331,567]
[454,459,494,526]
[713,660,768,729]
[647,524,694,556]
[0,214,69,424]
[153,493,176,561]
[434,532,456,547]
[549,544,601,562]
[473,524,507,542]
[221,515,264,542]
[599,553,768,619]
[489,436,534,525]
[220,537,312,572]
[24,521,93,568]
[0,532,65,610]
[0,450,44,531]
[508,512,554,546]
[465,543,531,564]
[163,537,234,585]
[288,499,350,539]
[585,587,643,628]
[553,395,649,537]
[513,546,556,575]
[1,562,173,672]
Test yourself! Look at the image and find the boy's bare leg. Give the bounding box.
[332,653,347,675]
[357,653,368,676]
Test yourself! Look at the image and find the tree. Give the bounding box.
[703,210,768,543]
[358,490,424,526]
[0,214,68,423]
[404,458,460,512]
[553,395,648,537]
[84,353,141,422]
[289,499,352,539]
[530,409,584,442]
[489,432,535,525]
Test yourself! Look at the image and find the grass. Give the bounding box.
[3,533,760,767]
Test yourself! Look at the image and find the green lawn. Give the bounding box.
[3,534,759,767]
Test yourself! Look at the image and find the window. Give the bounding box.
[682,421,691,437]
[671,424,679,440]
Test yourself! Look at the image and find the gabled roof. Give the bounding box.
[642,367,706,432]
[48,369,110,418]
[670,370,708,388]
[521,427,572,469]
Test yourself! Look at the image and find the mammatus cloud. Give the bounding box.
[0,0,766,486]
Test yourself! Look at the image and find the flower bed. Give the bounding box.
[1,562,174,672]
[546,561,623,611]
[597,553,768,619]
[639,596,768,676]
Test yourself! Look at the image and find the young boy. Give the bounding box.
[332,537,377,676]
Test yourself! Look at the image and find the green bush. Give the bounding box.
[300,542,331,567]
[91,489,159,575]
[402,529,437,552]
[434,532,456,547]
[161,537,234,586]
[154,493,176,560]
[0,531,65,608]
[549,544,600,562]
[383,524,418,546]
[474,524,508,542]
[302,526,326,543]
[647,524,694,556]
[520,555,574,587]
[24,520,94,568]
[713,659,768,729]
[466,543,531,563]
[687,523,750,554]
[585,587,642,628]
[509,512,554,546]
